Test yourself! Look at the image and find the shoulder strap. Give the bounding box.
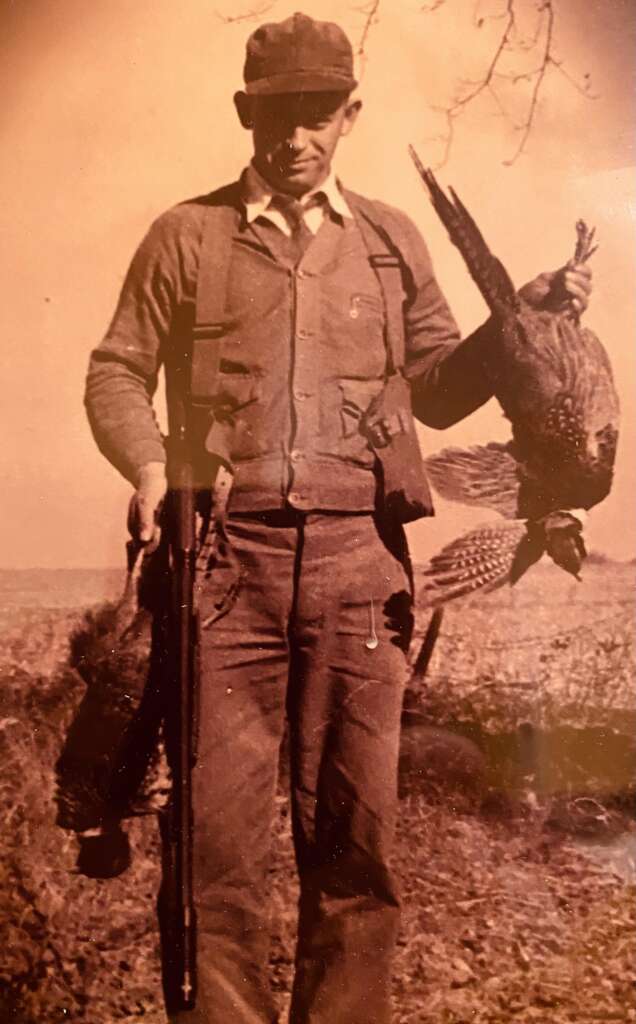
[189,188,240,405]
[195,199,239,327]
[344,191,407,373]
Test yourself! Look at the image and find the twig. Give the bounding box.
[452,0,516,109]
[503,0,553,164]
[356,0,382,60]
[422,0,596,167]
[215,2,276,25]
[423,0,516,167]
[549,56,599,98]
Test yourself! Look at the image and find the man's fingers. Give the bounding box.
[547,262,593,315]
[564,265,592,296]
[563,278,589,303]
[128,493,163,544]
[138,518,156,544]
[567,260,592,276]
[519,261,592,314]
[138,495,163,542]
[129,462,168,543]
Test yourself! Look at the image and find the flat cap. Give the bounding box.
[243,11,357,95]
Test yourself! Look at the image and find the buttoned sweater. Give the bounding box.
[85,180,495,513]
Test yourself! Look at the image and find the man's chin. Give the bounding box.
[270,163,324,196]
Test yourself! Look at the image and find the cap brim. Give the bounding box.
[245,70,357,95]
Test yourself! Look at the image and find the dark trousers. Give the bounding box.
[164,511,413,1024]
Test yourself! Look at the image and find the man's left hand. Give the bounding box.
[519,262,593,316]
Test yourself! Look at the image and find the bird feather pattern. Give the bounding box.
[421,520,540,604]
[408,145,518,318]
[424,443,522,519]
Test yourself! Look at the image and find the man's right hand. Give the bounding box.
[128,462,168,547]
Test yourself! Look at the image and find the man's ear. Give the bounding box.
[234,91,254,129]
[340,97,362,138]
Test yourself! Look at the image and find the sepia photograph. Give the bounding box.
[1,1,635,1021]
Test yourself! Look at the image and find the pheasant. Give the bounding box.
[409,148,620,604]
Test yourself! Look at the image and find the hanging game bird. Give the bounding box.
[409,148,620,605]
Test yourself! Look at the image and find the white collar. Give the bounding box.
[241,162,353,224]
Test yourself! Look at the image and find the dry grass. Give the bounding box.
[1,561,635,1023]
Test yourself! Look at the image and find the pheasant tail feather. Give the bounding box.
[409,146,518,318]
[422,520,543,606]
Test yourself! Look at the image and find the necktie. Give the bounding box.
[271,193,324,263]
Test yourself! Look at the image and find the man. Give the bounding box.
[85,12,591,1023]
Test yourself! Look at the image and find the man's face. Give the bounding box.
[235,91,361,196]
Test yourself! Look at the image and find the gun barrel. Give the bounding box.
[164,335,199,1011]
[170,469,198,1009]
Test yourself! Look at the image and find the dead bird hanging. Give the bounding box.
[409,149,619,604]
[55,542,171,876]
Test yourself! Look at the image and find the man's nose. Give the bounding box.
[285,125,309,152]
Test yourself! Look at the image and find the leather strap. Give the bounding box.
[191,200,239,407]
[345,193,407,374]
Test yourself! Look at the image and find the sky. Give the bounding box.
[1,0,634,569]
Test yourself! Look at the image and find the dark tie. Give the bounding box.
[271,193,324,263]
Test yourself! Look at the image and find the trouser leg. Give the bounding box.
[288,514,413,1024]
[164,517,296,1024]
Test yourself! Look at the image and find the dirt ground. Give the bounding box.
[1,561,634,1023]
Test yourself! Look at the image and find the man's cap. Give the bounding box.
[243,11,357,96]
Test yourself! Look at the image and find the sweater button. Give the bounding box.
[293,388,310,401]
[290,448,304,462]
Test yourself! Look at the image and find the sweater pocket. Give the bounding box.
[203,372,265,462]
[339,379,385,439]
[317,378,385,468]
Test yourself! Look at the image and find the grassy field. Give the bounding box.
[1,560,634,1023]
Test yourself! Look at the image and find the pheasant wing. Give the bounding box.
[424,442,521,519]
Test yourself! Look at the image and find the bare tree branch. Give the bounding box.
[355,0,382,74]
[452,0,516,109]
[215,3,277,26]
[503,0,554,164]
[422,0,596,167]
[549,56,598,99]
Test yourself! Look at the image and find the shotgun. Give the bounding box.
[164,343,198,1011]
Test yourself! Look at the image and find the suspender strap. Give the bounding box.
[345,193,407,373]
[344,191,434,522]
[195,203,237,325]
[190,196,239,406]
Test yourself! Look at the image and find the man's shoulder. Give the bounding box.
[344,188,411,222]
[343,188,426,256]
[177,180,243,214]
[142,181,242,247]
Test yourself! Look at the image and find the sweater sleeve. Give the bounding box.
[84,204,201,484]
[388,207,496,429]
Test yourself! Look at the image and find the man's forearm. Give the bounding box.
[85,354,166,485]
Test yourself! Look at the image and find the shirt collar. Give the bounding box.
[241,162,353,224]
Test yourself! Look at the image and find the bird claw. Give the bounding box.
[574,219,598,264]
